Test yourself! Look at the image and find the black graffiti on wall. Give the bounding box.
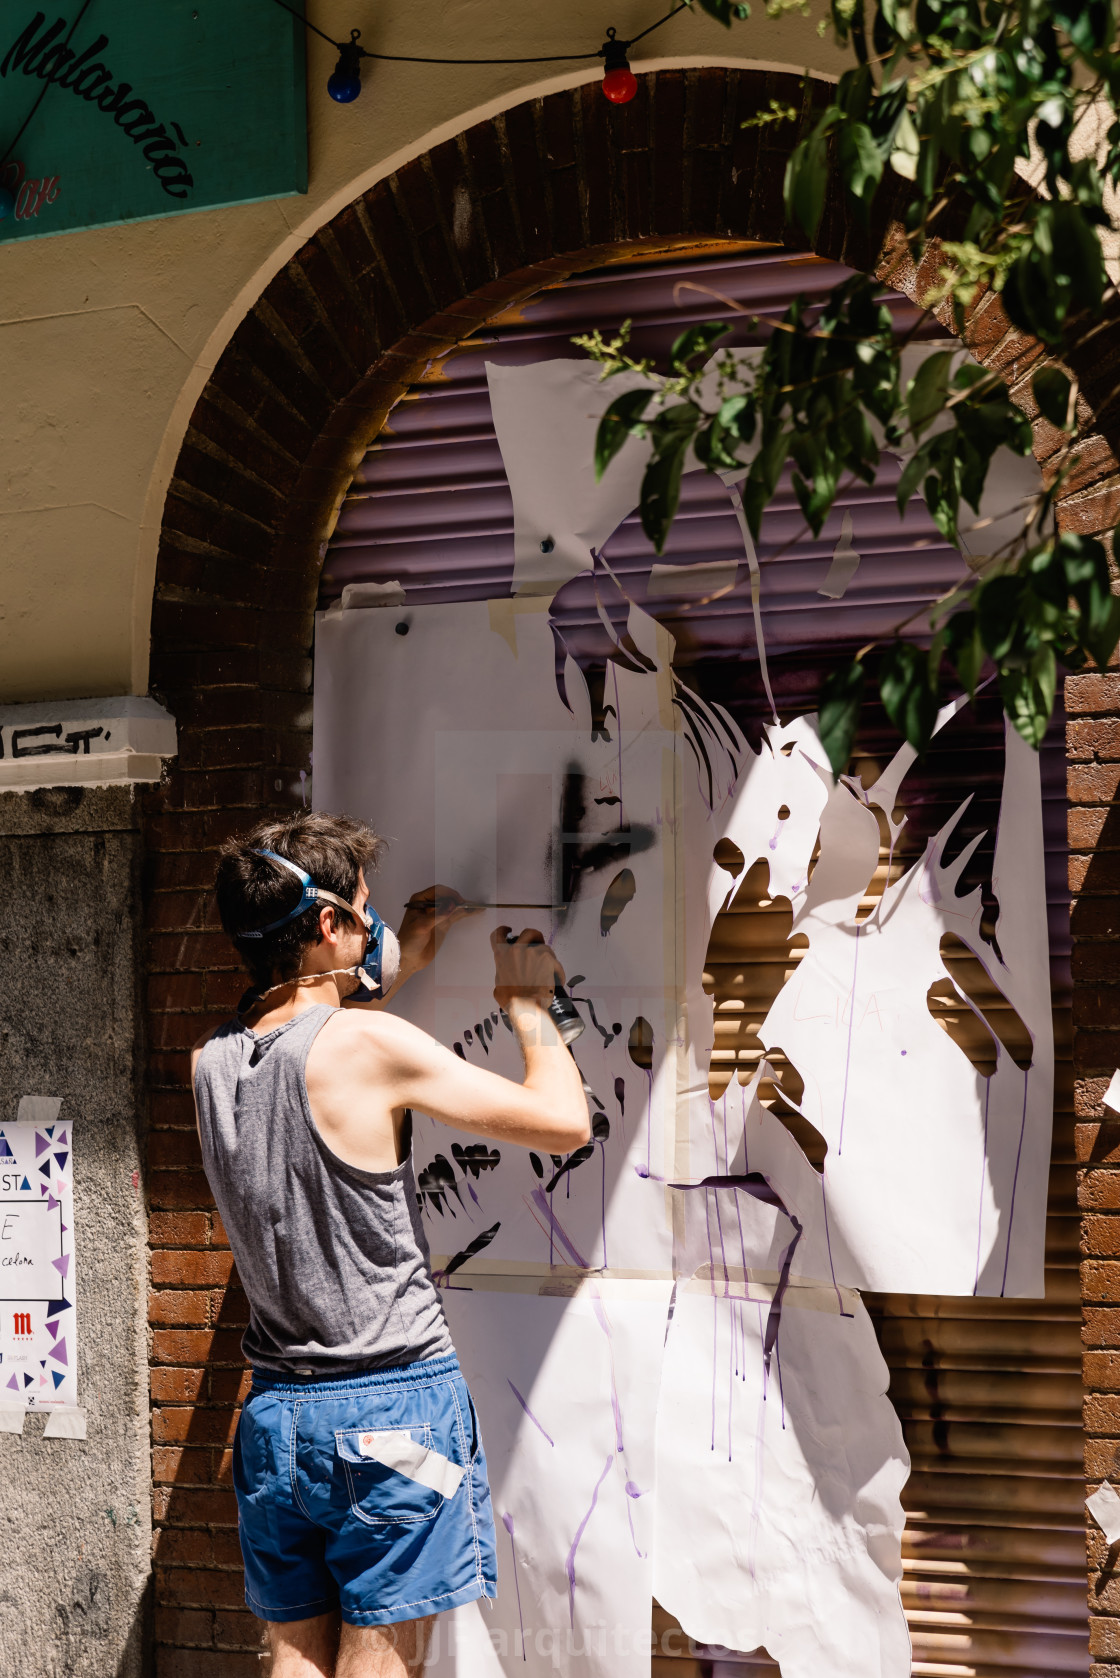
[0,725,106,760]
[1,12,195,199]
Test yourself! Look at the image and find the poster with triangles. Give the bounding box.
[0,1098,77,1409]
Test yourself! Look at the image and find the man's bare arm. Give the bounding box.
[359,1006,590,1155]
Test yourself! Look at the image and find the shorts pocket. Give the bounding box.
[335,1423,465,1527]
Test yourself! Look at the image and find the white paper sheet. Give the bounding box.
[653,1267,909,1678]
[314,598,692,1279]
[678,703,1053,1297]
[487,362,658,597]
[428,1284,673,1678]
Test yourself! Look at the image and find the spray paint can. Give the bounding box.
[503,933,585,1046]
[546,984,586,1047]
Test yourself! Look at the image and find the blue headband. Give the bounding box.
[238,850,360,939]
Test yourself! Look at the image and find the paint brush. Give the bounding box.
[405,894,562,913]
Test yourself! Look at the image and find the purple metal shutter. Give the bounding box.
[322,248,1085,1678]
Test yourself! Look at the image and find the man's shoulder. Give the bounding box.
[192,1016,242,1060]
[322,1004,431,1064]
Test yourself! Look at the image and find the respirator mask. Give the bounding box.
[239,849,401,1000]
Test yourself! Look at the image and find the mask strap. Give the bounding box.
[238,963,365,1013]
[239,849,369,939]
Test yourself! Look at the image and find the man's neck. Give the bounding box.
[243,969,348,1030]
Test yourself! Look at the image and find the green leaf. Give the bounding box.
[639,439,689,554]
[879,641,939,753]
[818,659,866,779]
[1084,595,1120,673]
[999,648,1057,749]
[784,113,839,239]
[896,439,934,512]
[1032,366,1074,431]
[719,393,756,444]
[838,119,885,218]
[1057,533,1120,665]
[692,0,751,22]
[976,573,1027,663]
[889,108,920,181]
[670,322,733,368]
[944,609,985,698]
[907,351,953,438]
[1001,201,1107,346]
[595,389,653,481]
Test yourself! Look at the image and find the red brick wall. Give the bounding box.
[1069,659,1120,1677]
[141,66,1120,1674]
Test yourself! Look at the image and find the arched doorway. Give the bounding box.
[143,67,1116,1674]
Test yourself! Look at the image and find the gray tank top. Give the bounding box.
[193,1004,452,1375]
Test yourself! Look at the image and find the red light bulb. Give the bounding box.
[599,30,638,104]
[602,64,638,103]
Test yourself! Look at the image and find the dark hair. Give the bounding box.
[215,812,385,992]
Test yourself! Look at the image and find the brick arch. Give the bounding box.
[143,64,1120,1671]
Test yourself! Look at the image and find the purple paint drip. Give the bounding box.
[819,1177,847,1316]
[612,663,625,830]
[1000,1071,1030,1297]
[501,1513,528,1661]
[973,1077,992,1296]
[732,1181,749,1289]
[746,1304,768,1580]
[727,1292,734,1462]
[589,1290,625,1454]
[529,1189,590,1269]
[566,1453,614,1626]
[740,1079,749,1176]
[711,1292,718,1453]
[837,923,862,1155]
[624,1479,647,1558]
[721,1089,730,1177]
[599,1139,607,1271]
[774,1333,786,1429]
[703,1187,718,1296]
[712,1186,730,1298]
[507,1380,555,1447]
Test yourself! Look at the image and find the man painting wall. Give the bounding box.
[191,811,589,1677]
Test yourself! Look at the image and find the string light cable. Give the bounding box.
[267,0,691,104]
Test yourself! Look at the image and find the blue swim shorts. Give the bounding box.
[233,1353,498,1626]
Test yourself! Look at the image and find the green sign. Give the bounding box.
[0,1,307,240]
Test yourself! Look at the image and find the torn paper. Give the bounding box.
[679,702,1054,1297]
[654,1143,910,1678]
[487,361,657,596]
[429,1283,673,1678]
[819,511,861,599]
[42,1406,86,1440]
[1089,1481,1120,1544]
[647,560,738,600]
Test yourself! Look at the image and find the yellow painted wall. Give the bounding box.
[0,2,849,704]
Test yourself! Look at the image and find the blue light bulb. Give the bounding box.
[328,65,361,102]
[0,184,15,221]
[328,34,363,103]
